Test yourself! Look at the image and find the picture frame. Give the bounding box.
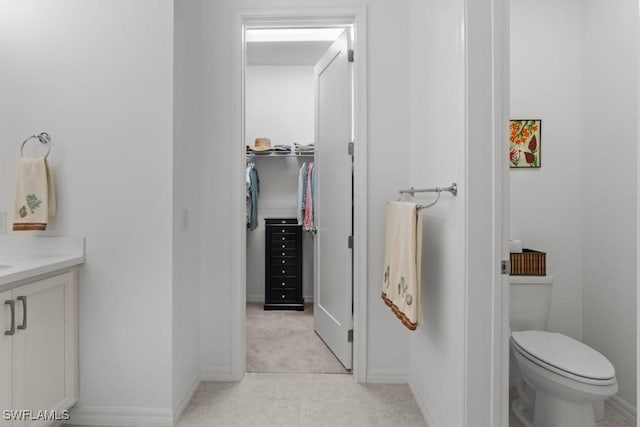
[509,119,541,168]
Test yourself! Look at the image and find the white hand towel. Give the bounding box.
[381,201,422,330]
[13,158,56,231]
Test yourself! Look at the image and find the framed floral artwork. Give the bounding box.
[509,119,541,168]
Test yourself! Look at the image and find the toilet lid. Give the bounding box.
[511,331,615,380]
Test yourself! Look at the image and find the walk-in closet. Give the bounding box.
[243,27,354,374]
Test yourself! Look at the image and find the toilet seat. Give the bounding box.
[511,331,616,386]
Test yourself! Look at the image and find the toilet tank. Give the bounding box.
[510,275,554,332]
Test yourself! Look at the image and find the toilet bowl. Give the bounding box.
[510,330,618,427]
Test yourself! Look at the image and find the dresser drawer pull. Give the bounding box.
[282,244,285,248]
[281,260,285,264]
[282,237,286,241]
[282,229,286,232]
[281,282,286,286]
[282,294,286,299]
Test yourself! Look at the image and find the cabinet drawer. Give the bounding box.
[270,240,297,250]
[271,256,297,267]
[268,289,298,303]
[271,233,296,243]
[270,265,297,277]
[270,277,297,289]
[265,218,298,225]
[271,248,297,258]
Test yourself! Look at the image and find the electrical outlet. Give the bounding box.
[0,212,6,234]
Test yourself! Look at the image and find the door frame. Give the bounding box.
[230,7,368,382]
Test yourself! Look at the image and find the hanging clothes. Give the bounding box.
[303,163,315,231]
[246,163,259,231]
[297,162,308,225]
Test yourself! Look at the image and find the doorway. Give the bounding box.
[230,9,368,382]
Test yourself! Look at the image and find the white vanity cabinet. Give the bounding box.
[0,270,78,427]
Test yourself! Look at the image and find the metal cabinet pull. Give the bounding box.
[17,296,27,330]
[4,300,15,336]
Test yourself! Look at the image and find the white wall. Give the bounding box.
[407,0,466,425]
[510,0,585,340]
[245,65,315,302]
[172,0,204,418]
[582,0,638,412]
[198,0,411,381]
[0,0,176,422]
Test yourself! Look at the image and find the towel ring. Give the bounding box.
[21,132,51,160]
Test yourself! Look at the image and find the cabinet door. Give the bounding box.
[12,272,77,427]
[0,290,13,427]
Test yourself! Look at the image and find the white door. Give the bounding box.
[313,29,353,370]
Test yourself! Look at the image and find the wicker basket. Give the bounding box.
[510,249,546,276]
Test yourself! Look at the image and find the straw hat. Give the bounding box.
[251,137,272,152]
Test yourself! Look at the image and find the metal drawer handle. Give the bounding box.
[17,296,27,330]
[282,260,285,264]
[282,229,286,233]
[282,270,285,274]
[281,245,285,248]
[4,300,15,336]
[281,294,285,299]
[281,282,286,286]
[282,252,285,256]
[282,237,285,241]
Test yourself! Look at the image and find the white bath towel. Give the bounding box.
[381,201,422,330]
[13,158,56,231]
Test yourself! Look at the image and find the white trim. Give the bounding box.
[172,372,201,424]
[232,7,368,384]
[366,370,407,384]
[69,406,172,427]
[606,395,637,425]
[408,377,442,427]
[201,366,237,382]
[463,0,509,425]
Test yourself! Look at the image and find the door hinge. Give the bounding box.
[347,329,353,343]
[348,235,353,249]
[348,141,354,156]
[501,260,511,275]
[348,49,354,63]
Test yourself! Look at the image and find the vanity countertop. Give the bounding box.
[0,236,85,290]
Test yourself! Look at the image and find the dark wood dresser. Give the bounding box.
[264,218,304,310]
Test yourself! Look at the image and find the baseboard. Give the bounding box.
[408,377,442,427]
[607,395,637,425]
[366,370,407,384]
[201,365,238,381]
[172,372,201,423]
[68,406,173,426]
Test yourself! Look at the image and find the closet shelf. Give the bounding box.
[247,152,314,158]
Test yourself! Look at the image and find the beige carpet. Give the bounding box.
[246,303,349,374]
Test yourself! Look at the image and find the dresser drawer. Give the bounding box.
[271,233,296,243]
[270,240,297,250]
[271,265,297,277]
[270,277,297,289]
[271,256,297,267]
[265,218,298,225]
[268,289,298,303]
[271,248,297,258]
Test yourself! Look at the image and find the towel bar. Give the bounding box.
[397,182,458,210]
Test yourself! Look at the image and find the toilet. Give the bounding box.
[510,276,618,427]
